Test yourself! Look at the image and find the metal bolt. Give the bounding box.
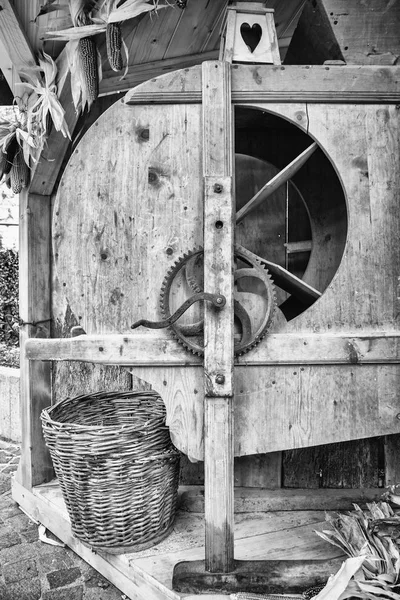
[213,183,223,193]
[216,296,223,305]
[215,374,225,384]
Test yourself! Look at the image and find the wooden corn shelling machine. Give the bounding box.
[15,2,400,598]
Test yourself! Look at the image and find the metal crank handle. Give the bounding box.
[131,292,226,330]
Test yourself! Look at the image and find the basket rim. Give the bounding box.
[41,389,167,432]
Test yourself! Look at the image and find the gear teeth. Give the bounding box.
[159,245,276,357]
[160,247,205,357]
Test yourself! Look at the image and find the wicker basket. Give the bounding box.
[41,390,180,553]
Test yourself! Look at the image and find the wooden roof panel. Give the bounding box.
[163,0,228,58]
[2,0,307,101]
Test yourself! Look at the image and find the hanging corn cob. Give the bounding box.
[40,1,169,109]
[0,137,18,182]
[78,35,99,105]
[0,152,7,180]
[9,148,30,194]
[106,21,123,72]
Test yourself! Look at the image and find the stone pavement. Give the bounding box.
[0,438,126,600]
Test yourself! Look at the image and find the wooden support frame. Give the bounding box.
[124,64,400,106]
[17,192,52,489]
[202,61,235,574]
[24,332,400,366]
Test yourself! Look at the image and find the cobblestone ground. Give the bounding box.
[0,438,126,600]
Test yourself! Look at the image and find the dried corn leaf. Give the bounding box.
[42,23,106,40]
[312,556,365,599]
[368,502,395,520]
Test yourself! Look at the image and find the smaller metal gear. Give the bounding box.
[160,246,276,356]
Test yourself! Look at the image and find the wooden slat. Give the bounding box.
[0,0,36,94]
[180,486,385,513]
[128,6,182,65]
[24,333,400,365]
[101,51,218,97]
[236,143,318,223]
[202,61,234,573]
[17,191,52,490]
[384,434,400,488]
[163,0,227,59]
[125,64,400,105]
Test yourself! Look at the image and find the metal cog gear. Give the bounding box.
[160,246,277,356]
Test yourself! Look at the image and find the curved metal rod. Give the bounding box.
[131,292,226,330]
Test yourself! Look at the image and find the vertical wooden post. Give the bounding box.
[16,191,53,489]
[202,61,235,573]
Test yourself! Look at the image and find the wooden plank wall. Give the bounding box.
[285,0,400,66]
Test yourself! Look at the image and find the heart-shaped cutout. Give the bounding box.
[240,22,262,53]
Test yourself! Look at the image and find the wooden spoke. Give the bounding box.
[236,142,318,223]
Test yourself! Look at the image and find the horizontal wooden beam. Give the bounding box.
[24,333,202,366]
[125,64,400,105]
[99,51,218,97]
[179,485,385,513]
[24,332,400,366]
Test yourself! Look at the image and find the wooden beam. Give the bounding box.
[202,61,235,574]
[124,64,400,105]
[99,51,218,97]
[25,333,202,365]
[179,485,385,513]
[0,0,36,94]
[24,333,400,366]
[17,191,53,490]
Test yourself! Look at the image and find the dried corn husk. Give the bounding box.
[314,502,400,599]
[40,1,168,108]
[18,52,70,141]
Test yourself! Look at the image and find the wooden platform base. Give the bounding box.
[12,478,349,600]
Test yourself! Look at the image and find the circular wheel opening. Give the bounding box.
[235,106,348,323]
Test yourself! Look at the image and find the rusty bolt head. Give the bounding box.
[215,374,225,384]
[213,183,223,193]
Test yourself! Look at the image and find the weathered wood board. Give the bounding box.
[53,101,203,335]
